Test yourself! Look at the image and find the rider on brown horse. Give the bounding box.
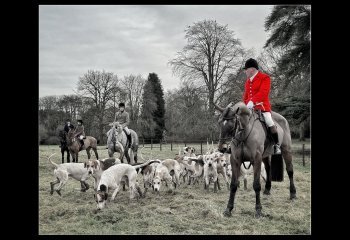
[74,119,85,151]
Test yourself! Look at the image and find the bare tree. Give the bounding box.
[169,19,245,114]
[77,70,118,143]
[120,74,145,129]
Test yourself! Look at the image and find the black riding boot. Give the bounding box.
[269,126,281,155]
[79,139,84,151]
[127,134,132,148]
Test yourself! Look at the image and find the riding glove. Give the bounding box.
[247,101,254,109]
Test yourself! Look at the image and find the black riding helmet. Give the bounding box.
[119,102,125,107]
[77,120,83,124]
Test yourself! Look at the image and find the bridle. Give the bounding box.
[219,108,260,169]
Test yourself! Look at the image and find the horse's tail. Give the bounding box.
[48,153,59,168]
[271,154,284,181]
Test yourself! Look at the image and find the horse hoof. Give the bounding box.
[223,209,232,217]
[56,190,61,196]
[80,189,86,192]
[263,190,271,195]
[50,190,53,195]
[290,194,297,200]
[255,210,262,218]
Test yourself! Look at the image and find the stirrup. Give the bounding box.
[274,144,281,155]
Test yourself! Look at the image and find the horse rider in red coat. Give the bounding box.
[242,58,281,154]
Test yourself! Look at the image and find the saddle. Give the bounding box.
[255,110,274,154]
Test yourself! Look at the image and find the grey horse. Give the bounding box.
[215,102,296,218]
[106,122,139,164]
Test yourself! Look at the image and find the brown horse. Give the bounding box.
[215,102,296,218]
[66,129,99,163]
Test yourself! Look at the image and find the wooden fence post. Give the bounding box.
[201,141,203,155]
[302,144,305,166]
[171,141,173,151]
[151,139,153,150]
[160,140,162,151]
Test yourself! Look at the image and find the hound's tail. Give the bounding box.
[133,159,161,171]
[47,153,59,168]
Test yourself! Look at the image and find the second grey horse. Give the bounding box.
[106,123,139,164]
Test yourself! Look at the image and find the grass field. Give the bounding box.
[38,140,311,235]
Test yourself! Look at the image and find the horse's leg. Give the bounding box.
[76,152,79,163]
[124,148,131,164]
[86,147,91,159]
[262,156,272,195]
[129,150,134,164]
[93,147,99,159]
[119,151,124,163]
[134,151,138,163]
[253,154,263,218]
[282,150,297,199]
[66,149,70,163]
[61,148,64,164]
[224,156,240,217]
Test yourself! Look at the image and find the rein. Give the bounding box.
[229,110,259,164]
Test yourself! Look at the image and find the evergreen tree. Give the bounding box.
[139,75,158,140]
[264,5,310,90]
[148,73,165,141]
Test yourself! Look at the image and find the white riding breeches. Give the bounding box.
[123,126,130,135]
[262,112,275,127]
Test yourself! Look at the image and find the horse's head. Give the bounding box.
[114,122,123,134]
[215,101,253,151]
[216,102,238,140]
[66,129,76,145]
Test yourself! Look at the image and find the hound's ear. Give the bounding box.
[94,193,96,199]
[84,162,87,168]
[104,192,108,200]
[197,155,203,160]
[93,160,98,169]
[192,148,195,153]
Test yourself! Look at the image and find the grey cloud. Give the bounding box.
[39,5,273,97]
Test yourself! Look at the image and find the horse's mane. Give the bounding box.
[231,102,251,116]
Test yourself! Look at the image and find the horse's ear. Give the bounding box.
[235,107,240,114]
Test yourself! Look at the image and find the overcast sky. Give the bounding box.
[39,5,274,97]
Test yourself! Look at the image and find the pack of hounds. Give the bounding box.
[47,143,266,211]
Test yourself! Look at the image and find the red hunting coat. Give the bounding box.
[243,71,272,112]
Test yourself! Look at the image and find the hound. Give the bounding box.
[212,152,230,190]
[152,159,181,193]
[84,157,121,190]
[48,153,90,196]
[95,160,155,210]
[191,154,220,192]
[183,146,196,156]
[226,162,267,190]
[138,159,161,196]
